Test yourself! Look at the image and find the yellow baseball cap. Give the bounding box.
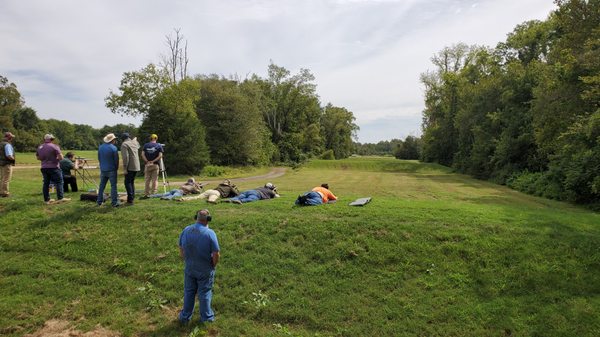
[150,134,158,140]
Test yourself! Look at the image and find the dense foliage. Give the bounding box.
[0,60,360,173]
[420,0,600,206]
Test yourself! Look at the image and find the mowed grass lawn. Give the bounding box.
[1,157,599,336]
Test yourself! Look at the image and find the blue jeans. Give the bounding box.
[124,171,137,203]
[41,168,64,201]
[295,191,323,206]
[150,189,183,200]
[179,271,215,323]
[230,190,261,203]
[97,170,118,206]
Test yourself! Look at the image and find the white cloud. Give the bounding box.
[0,0,557,142]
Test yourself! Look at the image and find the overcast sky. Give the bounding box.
[1,0,556,143]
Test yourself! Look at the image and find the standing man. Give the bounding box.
[59,152,79,192]
[97,133,120,207]
[178,209,220,324]
[120,132,140,205]
[36,134,70,204]
[141,133,163,198]
[0,132,16,197]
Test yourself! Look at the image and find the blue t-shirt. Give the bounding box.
[143,142,163,162]
[179,223,220,276]
[4,143,14,157]
[98,143,119,172]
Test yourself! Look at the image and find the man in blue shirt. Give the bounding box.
[141,133,163,198]
[97,133,120,207]
[178,209,220,324]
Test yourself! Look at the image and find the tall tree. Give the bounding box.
[140,79,210,174]
[257,62,323,162]
[0,75,22,130]
[321,104,359,159]
[196,75,274,166]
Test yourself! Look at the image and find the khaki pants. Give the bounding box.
[180,189,220,202]
[144,163,160,196]
[0,164,12,196]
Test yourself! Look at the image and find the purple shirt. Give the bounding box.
[36,142,62,169]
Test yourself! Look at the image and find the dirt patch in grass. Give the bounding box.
[23,319,120,337]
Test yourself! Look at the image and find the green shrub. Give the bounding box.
[320,149,335,160]
[202,165,227,177]
[507,170,563,200]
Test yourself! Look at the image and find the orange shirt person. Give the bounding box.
[312,183,337,203]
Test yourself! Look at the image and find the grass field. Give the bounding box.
[1,157,599,336]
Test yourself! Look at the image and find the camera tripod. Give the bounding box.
[75,157,99,192]
[159,157,170,194]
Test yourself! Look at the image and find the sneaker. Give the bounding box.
[44,199,56,205]
[113,203,122,208]
[208,200,217,204]
[139,195,150,200]
[0,193,9,198]
[56,198,71,203]
[232,199,243,205]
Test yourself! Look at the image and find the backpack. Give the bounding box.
[296,194,310,206]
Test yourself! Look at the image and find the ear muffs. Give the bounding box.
[194,209,212,222]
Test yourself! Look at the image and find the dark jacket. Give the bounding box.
[215,183,239,198]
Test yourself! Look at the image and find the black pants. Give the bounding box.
[63,175,78,192]
[124,170,137,203]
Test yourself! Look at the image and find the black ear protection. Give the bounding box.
[194,209,212,222]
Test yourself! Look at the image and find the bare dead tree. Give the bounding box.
[162,28,189,83]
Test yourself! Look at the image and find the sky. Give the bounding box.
[1,0,557,143]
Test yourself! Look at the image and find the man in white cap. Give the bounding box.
[97,133,120,207]
[36,134,70,204]
[0,131,16,197]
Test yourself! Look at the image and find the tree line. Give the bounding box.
[1,32,362,173]
[420,0,599,206]
[0,75,137,153]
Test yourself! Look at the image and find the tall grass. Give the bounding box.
[1,157,599,336]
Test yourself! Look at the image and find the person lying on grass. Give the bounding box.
[295,183,337,206]
[178,179,239,203]
[144,178,203,200]
[223,182,279,204]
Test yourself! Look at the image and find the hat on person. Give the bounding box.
[103,133,116,143]
[121,132,130,140]
[187,177,196,184]
[265,182,275,190]
[4,132,14,140]
[150,134,158,140]
[222,179,231,186]
[44,134,55,142]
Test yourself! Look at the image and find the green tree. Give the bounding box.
[12,107,44,151]
[196,75,274,166]
[0,75,22,131]
[257,62,323,162]
[105,63,170,118]
[394,136,421,160]
[139,79,209,174]
[321,104,359,159]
